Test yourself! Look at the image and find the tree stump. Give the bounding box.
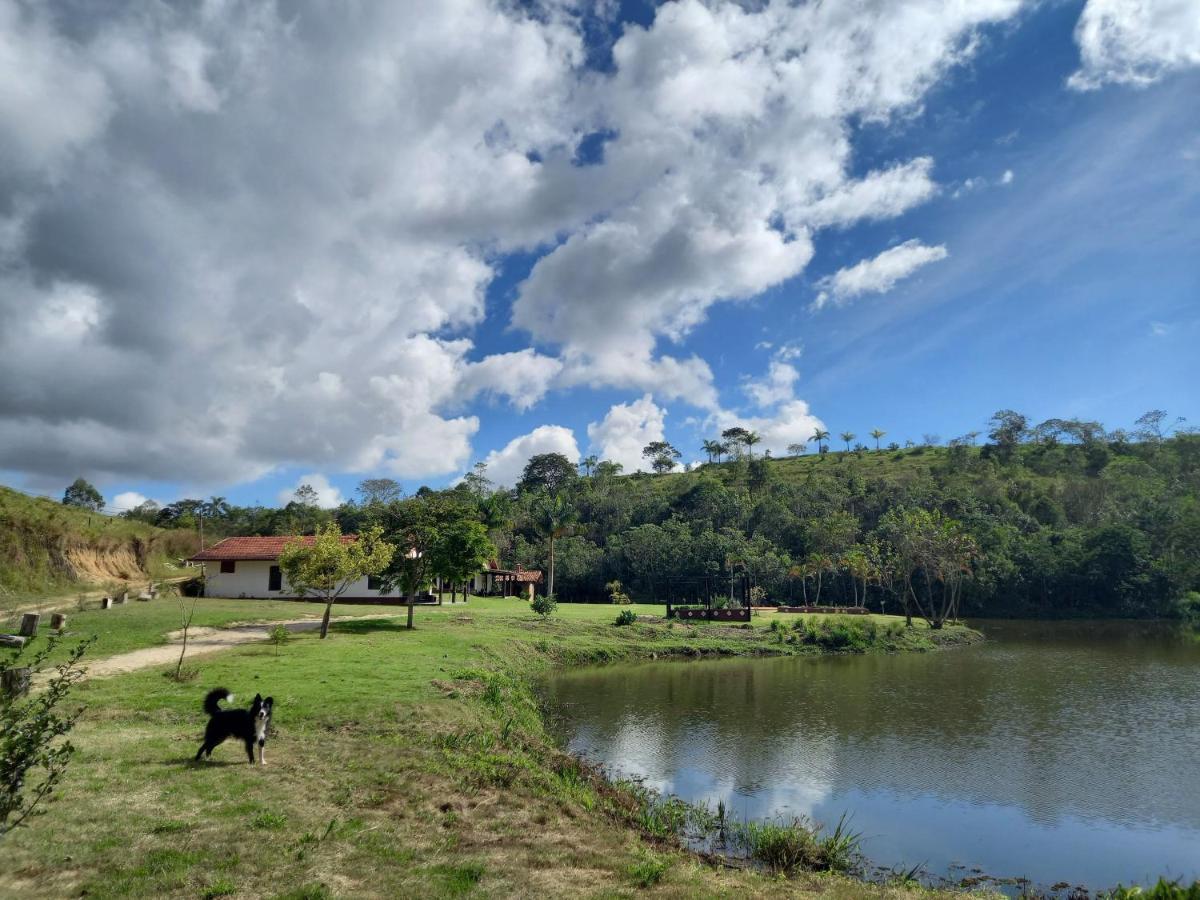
[18,613,39,638]
[51,613,67,630]
[0,635,27,649]
[101,597,113,610]
[2,666,31,699]
[114,592,127,604]
[120,591,129,603]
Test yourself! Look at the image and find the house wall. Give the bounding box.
[203,560,404,599]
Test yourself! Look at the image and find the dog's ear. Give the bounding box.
[264,697,274,707]
[253,693,262,703]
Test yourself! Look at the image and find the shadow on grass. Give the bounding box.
[329,618,417,636]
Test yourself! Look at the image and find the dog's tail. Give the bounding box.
[203,688,231,716]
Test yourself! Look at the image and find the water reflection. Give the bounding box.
[543,621,1200,888]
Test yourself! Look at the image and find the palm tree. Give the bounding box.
[744,431,762,459]
[870,428,886,450]
[787,441,806,456]
[531,493,578,598]
[811,429,830,453]
[701,439,723,463]
[580,455,599,477]
[840,431,856,452]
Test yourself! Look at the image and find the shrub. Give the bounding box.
[531,593,557,619]
[614,609,637,627]
[606,580,632,604]
[738,815,861,875]
[269,624,290,655]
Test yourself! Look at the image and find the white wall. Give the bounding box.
[203,560,403,599]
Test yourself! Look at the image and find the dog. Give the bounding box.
[194,688,273,765]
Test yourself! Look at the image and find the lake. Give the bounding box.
[543,620,1200,890]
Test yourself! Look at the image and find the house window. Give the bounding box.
[220,560,236,574]
[268,566,282,591]
[367,575,383,591]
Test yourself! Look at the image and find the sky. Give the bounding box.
[0,0,1197,512]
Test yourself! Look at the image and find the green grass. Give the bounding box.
[0,596,984,898]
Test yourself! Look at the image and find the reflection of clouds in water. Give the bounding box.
[546,623,1200,889]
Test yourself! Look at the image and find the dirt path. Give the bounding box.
[80,615,387,679]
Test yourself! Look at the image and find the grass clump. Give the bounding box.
[1104,879,1200,899]
[738,814,861,875]
[627,851,671,888]
[433,861,485,895]
[792,615,878,651]
[614,608,637,627]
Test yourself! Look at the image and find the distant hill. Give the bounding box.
[0,485,197,607]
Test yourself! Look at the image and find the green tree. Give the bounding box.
[987,409,1028,460]
[787,441,807,456]
[870,429,886,450]
[1,636,92,840]
[744,431,762,460]
[62,478,103,512]
[461,463,493,498]
[721,427,750,459]
[374,496,447,629]
[356,478,403,505]
[878,508,977,628]
[278,524,395,638]
[518,453,578,495]
[811,429,830,454]
[431,517,495,603]
[643,441,681,473]
[701,439,724,463]
[580,455,599,477]
[531,493,579,598]
[840,432,856,453]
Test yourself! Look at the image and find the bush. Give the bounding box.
[269,624,290,655]
[627,851,671,887]
[606,580,632,604]
[792,616,876,652]
[614,609,637,627]
[531,593,557,619]
[738,815,861,875]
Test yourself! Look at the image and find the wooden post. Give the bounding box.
[50,613,67,630]
[120,591,129,603]
[0,635,27,649]
[101,597,113,610]
[18,613,39,638]
[2,666,31,699]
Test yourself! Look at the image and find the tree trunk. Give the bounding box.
[547,534,556,598]
[406,593,415,629]
[319,598,333,639]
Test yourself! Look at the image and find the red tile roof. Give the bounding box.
[190,535,356,561]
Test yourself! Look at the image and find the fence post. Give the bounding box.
[18,613,39,638]
[51,613,67,630]
[101,597,113,610]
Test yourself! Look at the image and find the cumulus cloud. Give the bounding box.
[744,360,800,409]
[813,240,949,310]
[1070,0,1200,89]
[481,426,581,489]
[713,400,826,460]
[0,0,1032,489]
[111,491,152,512]
[586,395,667,473]
[278,474,343,509]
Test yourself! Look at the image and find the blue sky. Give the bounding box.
[0,1,1196,511]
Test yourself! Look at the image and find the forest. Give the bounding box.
[120,410,1200,620]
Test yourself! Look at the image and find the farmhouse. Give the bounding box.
[472,561,543,600]
[191,537,544,602]
[191,535,406,601]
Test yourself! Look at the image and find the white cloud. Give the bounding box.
[712,400,826,460]
[278,473,343,509]
[1150,320,1171,337]
[813,240,949,310]
[0,0,1030,488]
[1070,0,1200,89]
[586,395,667,473]
[111,491,152,512]
[481,425,581,489]
[1001,169,1015,185]
[744,360,799,409]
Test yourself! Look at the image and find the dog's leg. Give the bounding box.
[245,739,256,764]
[195,743,208,762]
[258,741,266,766]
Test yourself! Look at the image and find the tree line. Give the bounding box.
[121,408,1199,621]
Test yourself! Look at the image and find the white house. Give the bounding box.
[191,535,406,601]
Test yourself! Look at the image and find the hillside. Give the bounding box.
[0,486,197,607]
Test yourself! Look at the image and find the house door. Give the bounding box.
[268,566,282,591]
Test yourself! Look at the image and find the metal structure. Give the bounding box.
[664,571,752,622]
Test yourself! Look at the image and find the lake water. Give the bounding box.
[543,621,1200,890]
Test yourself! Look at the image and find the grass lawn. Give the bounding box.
[1,597,984,899]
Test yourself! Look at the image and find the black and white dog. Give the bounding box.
[195,688,273,765]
